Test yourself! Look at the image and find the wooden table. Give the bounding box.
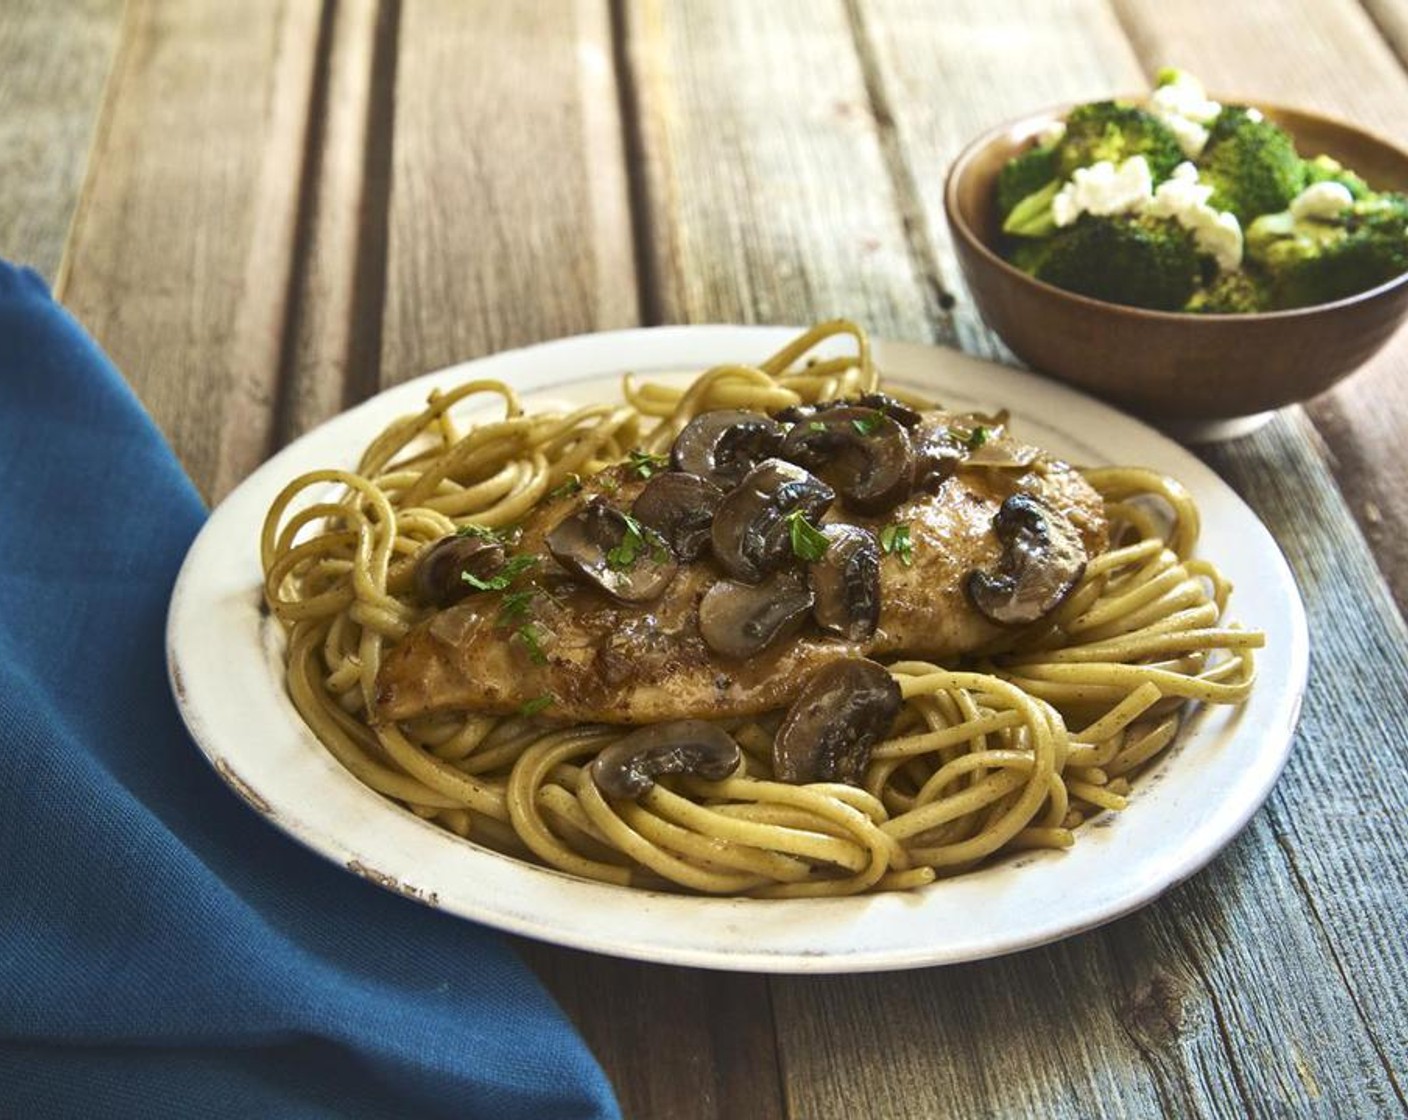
[10,1,1408,1115]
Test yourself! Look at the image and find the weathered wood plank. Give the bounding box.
[624,0,936,340]
[275,0,383,443]
[379,0,638,390]
[380,6,784,1118]
[58,0,323,501]
[1110,0,1408,622]
[0,0,123,281]
[518,945,786,1120]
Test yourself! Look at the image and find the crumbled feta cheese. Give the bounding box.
[1052,156,1154,227]
[1148,71,1222,158]
[1289,181,1354,221]
[1144,162,1244,271]
[1245,107,1264,123]
[1036,119,1067,148]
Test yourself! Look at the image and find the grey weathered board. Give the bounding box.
[24,0,1408,1116]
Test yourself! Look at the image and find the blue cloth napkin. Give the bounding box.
[0,262,621,1119]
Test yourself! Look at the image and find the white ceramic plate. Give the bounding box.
[167,326,1308,973]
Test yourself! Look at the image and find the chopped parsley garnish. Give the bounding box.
[851,413,883,437]
[461,553,537,591]
[787,509,831,563]
[627,449,669,479]
[808,420,827,432]
[606,514,647,570]
[519,693,555,717]
[548,474,582,499]
[966,426,991,450]
[455,523,500,540]
[879,522,915,566]
[515,623,549,665]
[497,589,535,625]
[605,513,667,570]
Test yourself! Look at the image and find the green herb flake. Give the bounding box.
[516,623,549,665]
[548,474,583,499]
[808,420,827,432]
[606,513,650,571]
[966,426,991,450]
[851,413,882,437]
[519,693,555,717]
[497,589,535,625]
[454,523,499,540]
[787,509,831,563]
[879,523,914,567]
[461,553,537,591]
[627,449,669,479]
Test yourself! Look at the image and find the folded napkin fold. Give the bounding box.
[0,261,620,1119]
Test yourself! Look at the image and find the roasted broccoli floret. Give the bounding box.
[997,143,1059,219]
[1184,268,1270,314]
[1199,107,1306,225]
[1004,236,1057,276]
[1033,213,1202,311]
[1246,192,1408,308]
[1054,101,1184,182]
[1302,154,1370,200]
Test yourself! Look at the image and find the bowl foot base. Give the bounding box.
[1157,409,1278,444]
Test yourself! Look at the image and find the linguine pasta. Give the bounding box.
[260,321,1262,897]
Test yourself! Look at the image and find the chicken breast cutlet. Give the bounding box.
[374,406,1107,725]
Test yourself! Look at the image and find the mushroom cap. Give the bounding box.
[808,523,881,641]
[591,720,742,799]
[671,409,786,489]
[773,658,902,784]
[545,498,679,604]
[698,568,815,660]
[853,393,923,428]
[965,493,1088,626]
[414,534,507,607]
[779,406,916,514]
[710,458,834,582]
[630,471,725,561]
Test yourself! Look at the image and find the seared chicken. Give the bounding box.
[375,413,1107,724]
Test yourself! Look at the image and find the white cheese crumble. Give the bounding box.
[1148,71,1222,158]
[1144,162,1244,271]
[1052,156,1154,228]
[1289,180,1354,221]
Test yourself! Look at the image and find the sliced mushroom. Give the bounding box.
[545,498,678,604]
[775,395,923,428]
[592,720,742,799]
[671,410,786,489]
[771,402,820,424]
[808,524,881,641]
[965,493,1087,626]
[773,658,901,785]
[698,568,814,659]
[414,533,506,606]
[710,458,834,582]
[903,426,964,493]
[779,406,915,514]
[631,471,725,561]
[854,393,923,428]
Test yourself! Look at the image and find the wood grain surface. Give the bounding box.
[35,0,1408,1117]
[0,0,122,279]
[58,0,325,502]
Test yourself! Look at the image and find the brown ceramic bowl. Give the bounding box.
[945,102,1408,436]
